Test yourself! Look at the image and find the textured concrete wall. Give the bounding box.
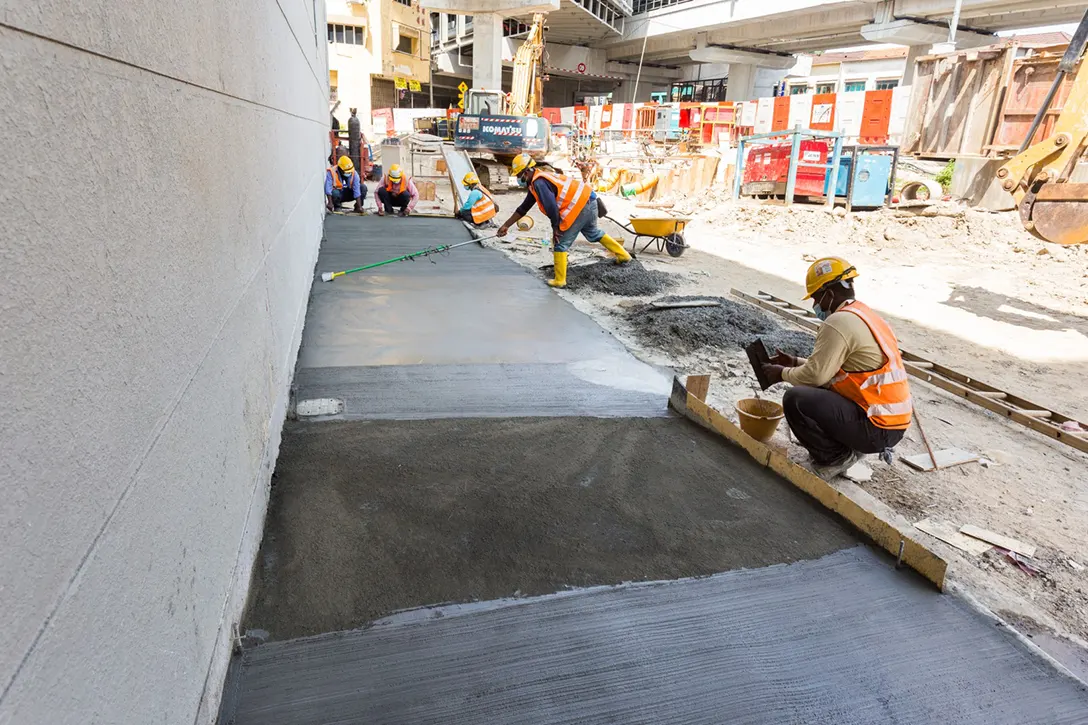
[0,1,328,722]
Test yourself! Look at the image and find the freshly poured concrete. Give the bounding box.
[296,216,670,417]
[245,416,856,640]
[225,547,1088,724]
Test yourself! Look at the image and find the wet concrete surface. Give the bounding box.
[245,416,857,640]
[225,546,1088,725]
[298,215,671,416]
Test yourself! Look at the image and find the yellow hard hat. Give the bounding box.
[803,256,858,299]
[388,164,403,180]
[510,153,535,175]
[337,156,355,173]
[463,172,479,187]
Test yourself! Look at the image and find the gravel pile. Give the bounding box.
[565,259,677,297]
[625,296,815,357]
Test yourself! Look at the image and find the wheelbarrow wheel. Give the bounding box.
[665,233,686,258]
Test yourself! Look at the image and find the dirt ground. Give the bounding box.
[489,186,1088,674]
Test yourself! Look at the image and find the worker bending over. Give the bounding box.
[376,164,418,217]
[761,257,912,479]
[325,156,365,213]
[496,154,631,288]
[456,172,498,227]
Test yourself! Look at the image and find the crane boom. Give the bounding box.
[508,14,546,117]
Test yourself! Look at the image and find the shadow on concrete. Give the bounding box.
[943,285,1088,334]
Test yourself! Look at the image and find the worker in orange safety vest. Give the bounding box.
[325,155,365,213]
[375,164,418,217]
[761,257,912,479]
[496,154,631,288]
[455,172,498,227]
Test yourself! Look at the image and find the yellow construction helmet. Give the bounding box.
[462,172,479,187]
[510,153,535,175]
[803,257,858,299]
[337,155,355,173]
[388,164,403,180]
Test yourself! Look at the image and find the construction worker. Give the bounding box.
[325,155,365,213]
[496,153,631,288]
[456,172,498,227]
[376,164,418,217]
[761,257,912,479]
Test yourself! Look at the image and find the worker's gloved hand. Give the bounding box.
[771,350,798,367]
[761,364,786,386]
[497,225,509,237]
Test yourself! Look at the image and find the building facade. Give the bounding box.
[328,0,432,133]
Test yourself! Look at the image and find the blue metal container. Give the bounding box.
[826,153,893,208]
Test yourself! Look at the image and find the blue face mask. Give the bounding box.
[517,176,528,187]
[813,303,829,321]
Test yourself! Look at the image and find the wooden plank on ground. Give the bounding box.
[902,448,979,472]
[650,299,720,310]
[960,525,1036,558]
[914,518,992,555]
[686,374,710,402]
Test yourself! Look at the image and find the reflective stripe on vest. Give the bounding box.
[470,185,497,224]
[529,170,591,232]
[385,176,407,195]
[828,301,913,430]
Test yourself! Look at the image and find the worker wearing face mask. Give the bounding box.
[761,257,912,479]
[495,153,631,288]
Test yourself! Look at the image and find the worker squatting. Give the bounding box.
[325,159,419,217]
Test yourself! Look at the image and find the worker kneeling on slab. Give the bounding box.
[456,172,498,228]
[376,164,418,217]
[496,153,631,288]
[325,156,366,213]
[761,257,912,479]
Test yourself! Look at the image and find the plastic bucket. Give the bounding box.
[735,398,784,442]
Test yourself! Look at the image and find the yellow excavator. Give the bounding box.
[455,13,549,188]
[997,8,1088,245]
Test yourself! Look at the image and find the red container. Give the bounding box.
[743,139,830,197]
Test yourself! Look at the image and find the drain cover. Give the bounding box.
[295,398,344,417]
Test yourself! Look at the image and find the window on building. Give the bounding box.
[464,15,473,34]
[789,84,809,95]
[875,79,899,90]
[327,23,366,46]
[393,0,413,6]
[395,25,419,55]
[447,14,457,38]
[669,76,727,103]
[815,82,835,95]
[503,19,531,37]
[650,91,668,103]
[844,81,866,92]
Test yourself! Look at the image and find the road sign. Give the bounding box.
[394,77,407,90]
[458,81,468,92]
[457,81,467,110]
[576,62,586,74]
[408,79,421,92]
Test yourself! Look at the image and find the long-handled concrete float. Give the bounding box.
[321,234,497,282]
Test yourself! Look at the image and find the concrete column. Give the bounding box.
[725,64,756,102]
[473,13,504,91]
[901,44,926,87]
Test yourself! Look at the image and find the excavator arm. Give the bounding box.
[508,14,547,117]
[997,9,1088,245]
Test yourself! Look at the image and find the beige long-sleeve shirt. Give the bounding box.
[781,305,887,387]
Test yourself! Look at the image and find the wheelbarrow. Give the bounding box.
[605,215,689,257]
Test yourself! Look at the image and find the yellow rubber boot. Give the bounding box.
[547,251,568,288]
[598,234,632,264]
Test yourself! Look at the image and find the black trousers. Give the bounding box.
[782,386,906,466]
[376,188,410,213]
[331,185,365,207]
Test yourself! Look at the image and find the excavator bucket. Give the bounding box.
[1022,183,1088,246]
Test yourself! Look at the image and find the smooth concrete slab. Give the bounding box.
[297,215,670,417]
[244,417,857,641]
[293,363,670,419]
[223,546,1088,725]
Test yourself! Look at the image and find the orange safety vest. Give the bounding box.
[384,175,407,195]
[829,301,913,430]
[469,185,497,224]
[528,170,591,232]
[328,167,357,190]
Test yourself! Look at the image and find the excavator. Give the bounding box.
[997,8,1088,245]
[454,13,550,188]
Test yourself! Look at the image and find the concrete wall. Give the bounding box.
[0,1,329,723]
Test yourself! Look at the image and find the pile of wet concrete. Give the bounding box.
[565,259,677,297]
[625,296,815,358]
